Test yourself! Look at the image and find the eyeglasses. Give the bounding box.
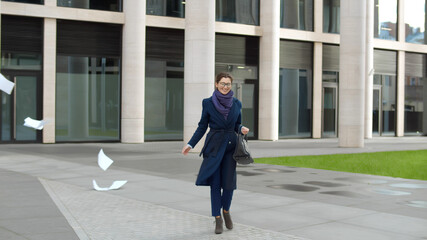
[219,82,232,87]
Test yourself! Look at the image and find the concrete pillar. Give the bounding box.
[339,0,366,147]
[259,0,280,141]
[43,18,56,143]
[364,0,374,139]
[183,0,215,151]
[396,50,405,136]
[314,0,323,33]
[122,0,146,143]
[312,42,322,138]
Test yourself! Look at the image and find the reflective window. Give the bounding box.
[374,0,397,40]
[373,50,396,136]
[279,41,313,138]
[216,0,259,25]
[2,0,43,4]
[405,0,426,44]
[56,20,121,142]
[323,0,340,33]
[216,34,259,139]
[146,0,185,17]
[405,53,426,135]
[280,0,313,31]
[57,0,122,12]
[56,56,120,141]
[145,28,184,141]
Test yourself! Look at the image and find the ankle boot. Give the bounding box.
[215,217,223,234]
[223,212,233,229]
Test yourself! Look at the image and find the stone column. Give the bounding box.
[121,0,146,143]
[43,18,57,143]
[259,0,280,141]
[396,50,405,136]
[312,42,322,138]
[183,0,215,151]
[339,0,366,147]
[364,0,374,139]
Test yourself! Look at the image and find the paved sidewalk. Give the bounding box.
[1,137,427,239]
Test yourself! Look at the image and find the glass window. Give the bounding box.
[2,0,43,4]
[374,0,397,40]
[280,0,313,31]
[405,0,426,44]
[1,53,42,71]
[146,0,185,18]
[216,0,259,25]
[57,0,122,12]
[145,28,184,141]
[279,69,312,138]
[216,34,259,139]
[56,56,120,142]
[405,53,426,135]
[323,0,340,33]
[279,40,313,138]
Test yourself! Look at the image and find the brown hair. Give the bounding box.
[215,72,234,85]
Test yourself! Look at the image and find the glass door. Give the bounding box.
[322,83,338,137]
[232,79,258,139]
[372,86,381,136]
[0,72,42,143]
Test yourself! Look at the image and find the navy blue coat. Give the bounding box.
[188,97,242,190]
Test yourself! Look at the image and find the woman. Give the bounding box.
[182,72,249,234]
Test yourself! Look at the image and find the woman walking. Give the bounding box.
[182,72,249,234]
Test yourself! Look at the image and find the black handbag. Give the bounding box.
[233,132,254,165]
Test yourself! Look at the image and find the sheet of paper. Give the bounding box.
[0,74,15,95]
[92,179,128,191]
[23,117,46,130]
[98,149,113,171]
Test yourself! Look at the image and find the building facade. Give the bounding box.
[0,0,426,145]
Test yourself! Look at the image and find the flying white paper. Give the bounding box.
[23,117,46,130]
[0,74,15,95]
[98,149,113,171]
[92,179,128,191]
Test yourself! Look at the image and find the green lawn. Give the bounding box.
[255,150,427,180]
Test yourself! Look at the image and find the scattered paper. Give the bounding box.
[98,149,113,171]
[92,179,128,191]
[23,117,46,130]
[0,74,15,94]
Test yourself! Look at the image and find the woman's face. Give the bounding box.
[216,77,232,95]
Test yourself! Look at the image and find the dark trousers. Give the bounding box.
[210,141,235,217]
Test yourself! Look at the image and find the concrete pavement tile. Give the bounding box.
[268,201,375,221]
[0,217,75,235]
[0,206,64,220]
[233,191,305,209]
[0,228,27,240]
[285,222,418,240]
[24,232,79,240]
[232,208,328,232]
[342,213,427,238]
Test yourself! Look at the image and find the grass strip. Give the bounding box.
[255,150,427,180]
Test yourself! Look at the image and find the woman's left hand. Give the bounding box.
[241,126,249,135]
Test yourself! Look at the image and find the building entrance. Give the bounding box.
[322,83,338,137]
[0,71,42,143]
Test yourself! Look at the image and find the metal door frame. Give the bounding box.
[373,85,382,136]
[0,70,43,143]
[321,82,338,138]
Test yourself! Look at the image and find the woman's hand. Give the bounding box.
[182,145,191,155]
[241,126,249,135]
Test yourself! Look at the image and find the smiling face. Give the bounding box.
[215,77,232,95]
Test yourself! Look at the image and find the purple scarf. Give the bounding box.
[212,89,234,119]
